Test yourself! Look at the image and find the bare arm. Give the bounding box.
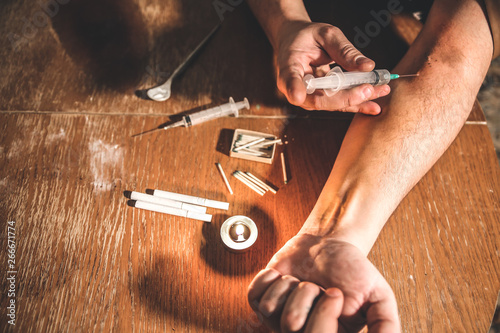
[247,0,493,331]
[300,0,493,254]
[246,0,311,49]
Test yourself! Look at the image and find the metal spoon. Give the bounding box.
[146,23,221,102]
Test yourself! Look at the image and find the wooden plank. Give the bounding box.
[0,114,347,332]
[0,0,284,116]
[0,0,497,331]
[373,123,500,332]
[0,0,485,121]
[0,111,499,332]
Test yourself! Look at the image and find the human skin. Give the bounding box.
[246,0,494,331]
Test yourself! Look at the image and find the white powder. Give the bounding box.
[88,139,123,191]
[46,128,66,143]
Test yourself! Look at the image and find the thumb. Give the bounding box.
[317,26,375,72]
[365,287,401,333]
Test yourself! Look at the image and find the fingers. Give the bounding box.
[277,61,307,106]
[248,268,303,321]
[366,287,401,333]
[275,22,386,112]
[315,25,374,72]
[249,274,343,333]
[303,288,344,333]
[258,275,301,317]
[302,84,391,114]
[247,268,282,311]
[280,282,322,332]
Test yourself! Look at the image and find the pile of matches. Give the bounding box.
[232,134,282,158]
[232,170,277,196]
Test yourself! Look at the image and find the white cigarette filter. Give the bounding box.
[245,172,277,194]
[132,200,212,222]
[237,171,268,193]
[129,191,207,213]
[233,172,265,196]
[152,189,230,210]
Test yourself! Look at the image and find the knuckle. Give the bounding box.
[339,107,354,113]
[297,281,319,293]
[282,311,301,332]
[247,287,260,304]
[258,299,276,317]
[319,25,341,39]
[340,43,359,60]
[281,274,300,285]
[277,81,287,96]
[345,94,355,108]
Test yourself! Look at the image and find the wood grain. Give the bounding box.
[0,114,347,332]
[0,0,483,121]
[373,123,500,332]
[0,0,499,332]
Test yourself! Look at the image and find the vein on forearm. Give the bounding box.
[301,0,493,253]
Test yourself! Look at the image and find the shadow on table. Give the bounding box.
[136,251,269,332]
[216,128,236,157]
[51,0,149,92]
[136,214,275,332]
[199,206,278,277]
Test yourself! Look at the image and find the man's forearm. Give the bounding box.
[299,0,493,255]
[246,0,310,49]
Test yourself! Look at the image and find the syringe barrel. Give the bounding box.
[183,97,244,127]
[305,68,391,96]
[339,69,391,88]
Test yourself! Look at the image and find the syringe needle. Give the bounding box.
[395,73,419,78]
[131,127,161,138]
[132,120,183,137]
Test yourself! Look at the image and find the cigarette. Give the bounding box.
[130,200,212,222]
[152,189,229,210]
[233,172,265,196]
[216,163,233,195]
[129,191,207,213]
[281,152,288,184]
[233,137,266,151]
[245,172,277,194]
[237,171,268,193]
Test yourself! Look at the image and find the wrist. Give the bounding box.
[297,174,395,256]
[273,19,311,51]
[247,0,311,50]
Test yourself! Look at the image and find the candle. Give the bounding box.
[220,216,258,252]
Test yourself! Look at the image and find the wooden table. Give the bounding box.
[1,1,499,332]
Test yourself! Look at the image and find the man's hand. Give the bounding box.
[247,234,400,332]
[275,21,390,114]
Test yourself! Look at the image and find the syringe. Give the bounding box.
[132,97,250,137]
[304,67,418,96]
[163,97,249,130]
